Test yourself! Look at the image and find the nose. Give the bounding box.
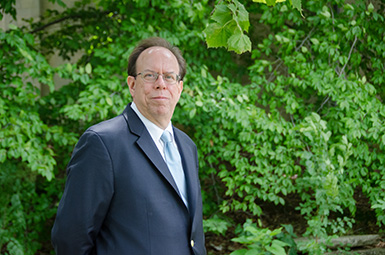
[154,74,167,89]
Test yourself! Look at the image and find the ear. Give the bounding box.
[127,76,136,97]
[178,80,183,95]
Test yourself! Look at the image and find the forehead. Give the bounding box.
[136,46,179,71]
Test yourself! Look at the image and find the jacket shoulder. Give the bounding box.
[87,114,127,136]
[174,127,196,148]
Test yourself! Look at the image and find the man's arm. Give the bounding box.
[51,130,114,254]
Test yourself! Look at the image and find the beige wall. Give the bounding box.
[0,0,41,29]
[1,0,78,30]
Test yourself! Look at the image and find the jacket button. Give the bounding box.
[191,240,195,247]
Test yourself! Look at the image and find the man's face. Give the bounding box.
[127,47,183,129]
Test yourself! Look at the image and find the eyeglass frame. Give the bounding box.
[135,70,181,85]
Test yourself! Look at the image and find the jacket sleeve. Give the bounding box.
[51,130,114,254]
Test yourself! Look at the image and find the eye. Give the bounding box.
[164,73,176,81]
[143,72,156,79]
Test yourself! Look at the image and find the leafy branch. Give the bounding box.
[204,0,303,54]
[317,35,358,113]
[203,0,251,54]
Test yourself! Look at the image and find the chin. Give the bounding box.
[151,107,170,117]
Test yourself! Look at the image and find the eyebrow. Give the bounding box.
[142,69,177,74]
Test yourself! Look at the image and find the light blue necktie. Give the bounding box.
[161,131,188,207]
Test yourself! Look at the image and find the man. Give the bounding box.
[51,37,206,255]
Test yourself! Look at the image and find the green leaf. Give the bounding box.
[291,0,303,14]
[85,63,92,74]
[205,1,251,53]
[253,0,285,6]
[55,0,66,7]
[253,0,287,3]
[266,240,288,255]
[0,149,6,162]
[228,33,252,54]
[204,23,230,48]
[19,48,33,61]
[230,249,248,255]
[368,3,374,12]
[371,200,385,210]
[211,4,232,25]
[266,0,278,6]
[310,38,320,45]
[106,97,113,106]
[189,108,196,119]
[232,0,250,32]
[8,23,18,30]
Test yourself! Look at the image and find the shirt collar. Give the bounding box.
[130,102,174,142]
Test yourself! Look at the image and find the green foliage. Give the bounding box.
[230,219,295,255]
[253,0,303,14]
[0,25,76,181]
[204,0,251,54]
[0,0,16,19]
[1,0,385,254]
[0,0,237,253]
[196,0,385,253]
[203,214,232,236]
[0,161,59,254]
[204,0,303,53]
[0,23,78,254]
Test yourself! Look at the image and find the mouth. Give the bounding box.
[152,96,168,100]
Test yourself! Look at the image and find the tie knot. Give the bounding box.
[161,131,172,144]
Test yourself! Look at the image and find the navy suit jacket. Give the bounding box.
[51,103,206,255]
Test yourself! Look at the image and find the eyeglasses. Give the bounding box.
[135,71,181,85]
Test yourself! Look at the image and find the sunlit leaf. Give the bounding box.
[228,33,251,54]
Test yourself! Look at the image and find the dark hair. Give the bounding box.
[127,37,186,81]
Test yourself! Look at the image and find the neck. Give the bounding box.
[130,102,171,130]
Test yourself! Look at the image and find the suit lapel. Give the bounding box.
[122,105,184,205]
[175,130,203,232]
[174,128,198,216]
